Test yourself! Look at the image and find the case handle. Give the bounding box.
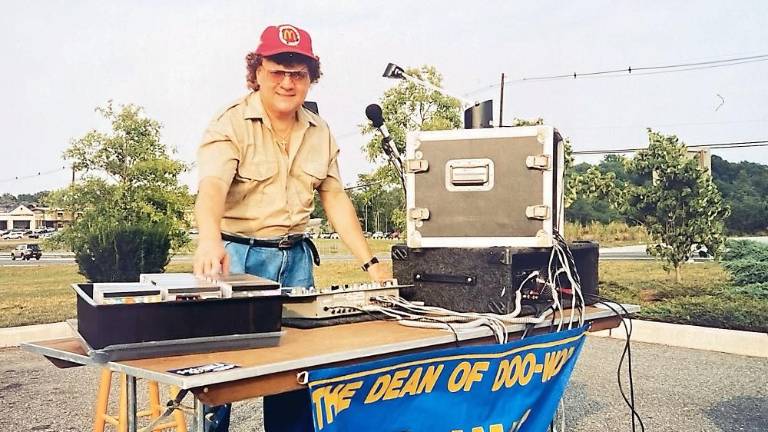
[414,273,477,286]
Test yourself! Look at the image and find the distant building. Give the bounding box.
[687,148,712,175]
[0,205,80,231]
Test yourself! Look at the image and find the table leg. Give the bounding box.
[194,397,206,432]
[126,375,137,432]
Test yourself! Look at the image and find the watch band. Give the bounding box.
[361,256,380,272]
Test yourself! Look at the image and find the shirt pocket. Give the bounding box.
[237,160,278,182]
[302,161,328,189]
[227,160,277,206]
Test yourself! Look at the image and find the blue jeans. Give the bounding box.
[206,239,316,432]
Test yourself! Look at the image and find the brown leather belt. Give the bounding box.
[221,233,320,266]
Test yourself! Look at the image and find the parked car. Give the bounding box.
[372,231,385,239]
[329,232,340,239]
[11,244,42,260]
[2,231,24,240]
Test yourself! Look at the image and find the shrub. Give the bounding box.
[721,260,768,285]
[73,221,171,282]
[723,240,768,262]
[637,295,768,333]
[724,283,768,300]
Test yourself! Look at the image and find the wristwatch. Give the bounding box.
[361,256,380,272]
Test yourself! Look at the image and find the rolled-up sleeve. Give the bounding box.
[197,116,239,186]
[318,134,344,192]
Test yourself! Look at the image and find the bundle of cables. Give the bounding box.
[551,231,645,432]
[362,231,644,431]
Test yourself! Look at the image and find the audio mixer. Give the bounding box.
[282,279,408,319]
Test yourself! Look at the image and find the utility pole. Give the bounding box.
[499,73,505,127]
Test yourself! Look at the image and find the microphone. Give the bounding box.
[365,103,404,181]
[365,104,391,143]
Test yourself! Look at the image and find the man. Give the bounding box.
[194,24,389,431]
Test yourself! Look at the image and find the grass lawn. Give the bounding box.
[0,261,393,328]
[598,261,767,332]
[0,238,401,255]
[1,259,764,332]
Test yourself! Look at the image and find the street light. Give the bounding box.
[382,62,494,129]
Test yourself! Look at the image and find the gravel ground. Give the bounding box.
[0,336,766,431]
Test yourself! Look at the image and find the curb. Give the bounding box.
[2,319,766,358]
[0,322,75,348]
[590,319,767,358]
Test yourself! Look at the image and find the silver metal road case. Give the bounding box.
[405,126,564,248]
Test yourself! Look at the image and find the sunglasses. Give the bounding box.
[264,68,310,83]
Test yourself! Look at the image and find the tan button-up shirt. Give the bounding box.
[197,91,344,237]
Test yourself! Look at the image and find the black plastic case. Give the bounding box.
[73,284,283,357]
[391,241,599,314]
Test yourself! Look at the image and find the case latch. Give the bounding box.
[408,207,430,221]
[405,159,429,173]
[525,155,551,170]
[525,205,551,220]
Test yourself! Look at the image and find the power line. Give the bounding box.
[521,54,768,82]
[343,180,390,191]
[464,53,768,95]
[0,166,68,184]
[7,140,768,186]
[573,140,768,155]
[560,118,768,131]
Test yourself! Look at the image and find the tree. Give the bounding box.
[349,171,406,233]
[625,129,730,282]
[362,65,462,161]
[49,102,193,280]
[359,65,462,233]
[0,193,17,208]
[711,156,768,234]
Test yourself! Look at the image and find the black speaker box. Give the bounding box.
[391,241,599,314]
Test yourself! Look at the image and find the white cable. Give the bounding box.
[554,242,586,327]
[368,296,558,344]
[547,248,564,330]
[553,248,577,329]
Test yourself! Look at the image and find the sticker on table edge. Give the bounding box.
[168,362,240,376]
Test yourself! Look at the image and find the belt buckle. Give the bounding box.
[277,235,292,249]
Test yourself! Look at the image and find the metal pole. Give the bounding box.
[499,73,505,127]
[126,376,137,432]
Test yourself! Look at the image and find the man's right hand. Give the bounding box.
[193,238,230,279]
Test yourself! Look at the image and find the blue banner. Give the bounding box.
[307,324,590,432]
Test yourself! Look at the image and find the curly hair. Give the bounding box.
[245,52,322,91]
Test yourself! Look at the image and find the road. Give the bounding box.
[0,336,765,431]
[1,237,766,267]
[0,254,384,267]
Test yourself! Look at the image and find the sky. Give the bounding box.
[1,1,767,195]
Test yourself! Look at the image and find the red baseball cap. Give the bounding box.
[256,24,317,60]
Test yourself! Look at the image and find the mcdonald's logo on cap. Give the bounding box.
[278,25,301,46]
[256,24,317,59]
